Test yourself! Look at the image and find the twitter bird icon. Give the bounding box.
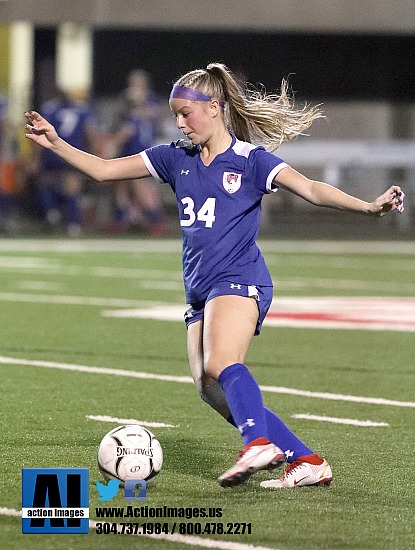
[96,479,121,501]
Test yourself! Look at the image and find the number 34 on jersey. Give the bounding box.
[180,197,216,228]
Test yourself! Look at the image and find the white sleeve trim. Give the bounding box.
[266,162,289,193]
[139,151,163,183]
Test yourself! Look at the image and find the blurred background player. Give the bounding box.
[0,93,17,234]
[32,87,98,236]
[108,69,166,236]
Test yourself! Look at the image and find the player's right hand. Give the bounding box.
[24,111,59,149]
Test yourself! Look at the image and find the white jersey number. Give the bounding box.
[180,197,216,228]
[56,108,80,137]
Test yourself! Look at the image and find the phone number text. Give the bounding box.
[95,521,252,535]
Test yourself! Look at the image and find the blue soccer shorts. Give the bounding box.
[183,282,273,335]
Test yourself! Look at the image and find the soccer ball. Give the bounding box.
[97,425,163,483]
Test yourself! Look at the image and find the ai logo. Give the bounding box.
[22,468,89,534]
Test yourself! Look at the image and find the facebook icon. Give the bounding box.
[124,480,147,501]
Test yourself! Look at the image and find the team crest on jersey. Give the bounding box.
[223,172,242,194]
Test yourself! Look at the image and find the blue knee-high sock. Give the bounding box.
[218,363,268,446]
[264,408,313,462]
[227,407,313,463]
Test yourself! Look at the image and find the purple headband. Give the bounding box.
[170,84,212,102]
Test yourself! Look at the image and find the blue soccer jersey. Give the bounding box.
[140,136,288,304]
[119,96,161,157]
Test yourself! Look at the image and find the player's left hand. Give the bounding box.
[370,185,405,216]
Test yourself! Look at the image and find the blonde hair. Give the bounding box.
[174,62,323,151]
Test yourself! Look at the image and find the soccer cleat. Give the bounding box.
[260,453,332,489]
[218,437,285,488]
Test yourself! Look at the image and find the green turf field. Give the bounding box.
[0,238,414,550]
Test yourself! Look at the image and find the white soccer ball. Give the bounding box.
[97,425,163,483]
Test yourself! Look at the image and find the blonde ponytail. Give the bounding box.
[174,63,323,151]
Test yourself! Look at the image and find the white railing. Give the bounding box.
[277,140,415,188]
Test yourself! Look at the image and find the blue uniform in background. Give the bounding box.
[36,98,96,233]
[141,135,288,306]
[119,96,161,157]
[40,99,96,171]
[111,90,165,235]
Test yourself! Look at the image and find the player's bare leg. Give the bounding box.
[203,295,285,487]
[187,319,230,419]
[202,294,257,379]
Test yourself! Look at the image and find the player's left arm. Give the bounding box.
[274,166,405,217]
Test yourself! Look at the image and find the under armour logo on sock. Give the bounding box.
[285,450,294,459]
[238,418,255,434]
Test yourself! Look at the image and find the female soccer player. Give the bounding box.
[24,63,404,489]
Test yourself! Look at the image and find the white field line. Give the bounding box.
[0,507,21,517]
[0,253,413,288]
[0,238,414,254]
[86,415,176,428]
[87,413,386,430]
[0,256,59,268]
[2,288,415,332]
[277,277,415,293]
[292,414,389,427]
[0,261,184,280]
[0,257,413,291]
[2,287,415,331]
[0,508,279,550]
[266,255,415,272]
[0,254,413,277]
[102,297,415,332]
[0,239,182,254]
[1,277,415,301]
[1,355,414,408]
[16,280,65,291]
[259,240,415,255]
[264,296,415,331]
[0,254,413,293]
[0,292,167,308]
[92,266,183,280]
[0,355,194,383]
[1,272,414,295]
[3,277,415,295]
[264,319,414,331]
[139,281,184,291]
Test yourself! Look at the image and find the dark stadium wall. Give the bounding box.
[90,29,415,103]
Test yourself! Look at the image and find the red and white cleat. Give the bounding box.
[260,453,332,488]
[219,437,285,488]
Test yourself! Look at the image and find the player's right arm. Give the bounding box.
[24,110,150,183]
